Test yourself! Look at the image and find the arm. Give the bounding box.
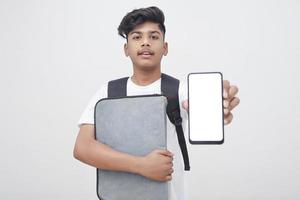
[73,124,140,172]
[73,124,173,182]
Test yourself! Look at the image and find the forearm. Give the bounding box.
[73,125,173,182]
[74,138,142,174]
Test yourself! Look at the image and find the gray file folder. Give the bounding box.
[94,95,169,200]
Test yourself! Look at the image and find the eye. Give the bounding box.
[132,35,141,40]
[151,35,159,40]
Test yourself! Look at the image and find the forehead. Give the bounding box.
[129,21,163,35]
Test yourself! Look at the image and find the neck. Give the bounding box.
[131,66,161,86]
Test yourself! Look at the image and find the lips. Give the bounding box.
[137,49,154,57]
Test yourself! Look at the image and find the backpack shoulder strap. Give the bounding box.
[107,77,128,98]
[161,73,190,171]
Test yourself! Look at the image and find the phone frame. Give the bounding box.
[188,72,225,145]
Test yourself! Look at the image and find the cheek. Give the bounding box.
[126,45,138,55]
[156,48,166,57]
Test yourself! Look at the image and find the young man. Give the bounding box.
[74,6,240,200]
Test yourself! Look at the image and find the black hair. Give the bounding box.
[118,6,166,39]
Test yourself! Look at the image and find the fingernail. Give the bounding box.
[223,91,228,98]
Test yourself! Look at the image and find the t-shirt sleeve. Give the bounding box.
[77,83,108,127]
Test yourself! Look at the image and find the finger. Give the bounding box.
[228,97,240,111]
[170,156,173,162]
[228,85,239,99]
[165,157,173,164]
[223,99,230,108]
[158,149,174,157]
[165,175,172,181]
[223,80,230,98]
[224,113,233,125]
[224,108,230,115]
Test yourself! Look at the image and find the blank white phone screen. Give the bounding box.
[188,72,224,144]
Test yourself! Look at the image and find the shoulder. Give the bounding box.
[77,82,109,126]
[86,81,109,108]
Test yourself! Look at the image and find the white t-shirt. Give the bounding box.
[78,77,189,200]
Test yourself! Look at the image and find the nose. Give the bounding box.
[141,37,151,47]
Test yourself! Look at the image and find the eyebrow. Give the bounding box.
[129,31,161,35]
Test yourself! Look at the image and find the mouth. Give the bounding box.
[137,50,154,58]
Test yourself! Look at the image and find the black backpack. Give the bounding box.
[107,73,190,171]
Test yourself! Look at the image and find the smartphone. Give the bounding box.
[188,72,224,144]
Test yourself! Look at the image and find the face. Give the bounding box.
[124,21,168,71]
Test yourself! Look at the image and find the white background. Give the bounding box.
[0,0,299,199]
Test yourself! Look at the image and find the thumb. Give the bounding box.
[156,149,174,157]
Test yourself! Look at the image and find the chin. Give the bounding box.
[134,61,160,71]
[139,64,159,71]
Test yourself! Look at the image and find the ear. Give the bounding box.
[163,42,168,56]
[124,43,129,57]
